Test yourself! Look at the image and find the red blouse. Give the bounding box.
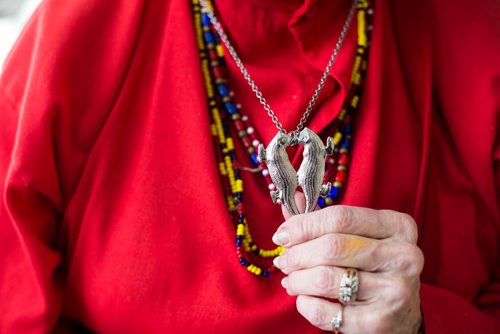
[1,0,499,332]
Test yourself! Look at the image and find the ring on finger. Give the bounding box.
[331,304,343,333]
[338,268,359,304]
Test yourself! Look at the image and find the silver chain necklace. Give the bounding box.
[200,0,356,137]
[200,0,359,216]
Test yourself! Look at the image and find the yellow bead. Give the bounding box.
[218,162,226,175]
[338,108,347,120]
[351,95,359,108]
[333,132,342,146]
[278,246,285,256]
[353,73,361,85]
[357,12,367,47]
[216,45,225,57]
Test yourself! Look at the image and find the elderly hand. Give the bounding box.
[273,200,424,333]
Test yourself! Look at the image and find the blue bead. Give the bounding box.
[262,270,270,277]
[317,197,326,208]
[224,102,238,115]
[329,187,340,199]
[203,31,214,44]
[250,153,259,166]
[344,124,352,134]
[217,84,229,97]
[201,13,211,26]
[340,139,351,149]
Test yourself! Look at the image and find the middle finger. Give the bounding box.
[273,233,387,274]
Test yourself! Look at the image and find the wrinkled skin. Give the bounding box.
[272,193,423,333]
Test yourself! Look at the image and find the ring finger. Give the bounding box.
[282,266,382,303]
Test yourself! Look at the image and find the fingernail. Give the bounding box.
[272,230,290,246]
[273,255,287,269]
[281,277,288,288]
[273,256,281,268]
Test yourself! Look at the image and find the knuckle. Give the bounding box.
[389,278,413,304]
[296,296,329,328]
[296,218,312,241]
[309,304,329,327]
[286,247,300,268]
[408,246,425,275]
[370,242,387,271]
[395,243,424,276]
[399,212,418,243]
[328,205,353,232]
[323,234,344,260]
[312,266,333,294]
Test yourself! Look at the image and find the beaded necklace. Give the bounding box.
[192,0,373,277]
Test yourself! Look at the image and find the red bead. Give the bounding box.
[237,203,244,214]
[343,114,352,124]
[235,120,245,131]
[213,66,226,78]
[208,49,218,60]
[335,171,346,182]
[338,154,349,165]
[242,136,252,148]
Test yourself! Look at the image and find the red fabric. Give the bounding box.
[0,0,499,332]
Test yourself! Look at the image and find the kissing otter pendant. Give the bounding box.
[258,128,334,216]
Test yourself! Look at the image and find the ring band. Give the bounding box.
[339,268,359,304]
[332,304,343,333]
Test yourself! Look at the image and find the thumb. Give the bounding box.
[281,191,306,220]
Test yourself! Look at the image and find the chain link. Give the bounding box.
[200,0,357,136]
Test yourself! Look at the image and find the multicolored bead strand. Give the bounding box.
[192,0,373,277]
[318,0,372,207]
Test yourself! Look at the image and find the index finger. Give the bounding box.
[272,205,418,247]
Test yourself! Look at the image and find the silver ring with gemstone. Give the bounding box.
[338,268,359,304]
[332,304,343,333]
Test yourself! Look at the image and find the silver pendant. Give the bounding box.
[297,128,334,213]
[258,128,334,216]
[258,132,300,216]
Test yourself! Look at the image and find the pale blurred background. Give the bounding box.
[0,0,41,69]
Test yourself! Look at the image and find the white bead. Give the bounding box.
[268,183,276,190]
[229,91,235,97]
[252,140,260,147]
[236,103,242,109]
[247,127,254,134]
[328,158,335,164]
[262,169,269,176]
[241,115,249,121]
